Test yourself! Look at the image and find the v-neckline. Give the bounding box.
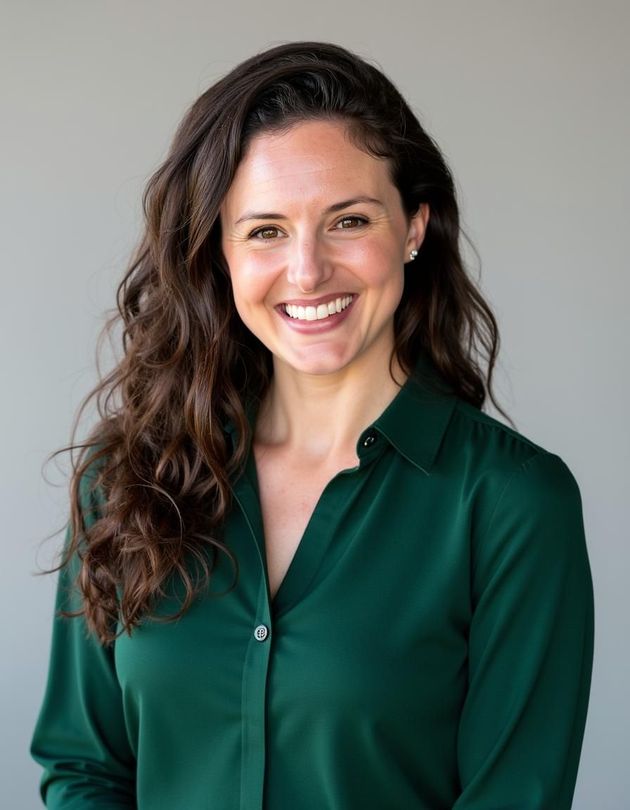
[238,444,362,613]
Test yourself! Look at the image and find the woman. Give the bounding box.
[30,41,594,809]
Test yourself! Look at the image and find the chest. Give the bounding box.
[115,454,471,753]
[252,446,358,601]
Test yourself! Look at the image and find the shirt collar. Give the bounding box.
[224,349,458,476]
[369,350,458,475]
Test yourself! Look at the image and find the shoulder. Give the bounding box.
[449,397,546,458]
[445,397,575,477]
[440,398,584,538]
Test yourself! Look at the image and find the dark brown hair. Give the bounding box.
[43,40,512,645]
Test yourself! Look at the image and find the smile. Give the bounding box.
[283,295,354,322]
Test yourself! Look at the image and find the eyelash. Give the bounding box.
[248,215,369,240]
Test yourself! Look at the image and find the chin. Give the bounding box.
[276,347,355,378]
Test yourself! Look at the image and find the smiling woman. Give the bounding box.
[219,119,429,379]
[30,40,594,810]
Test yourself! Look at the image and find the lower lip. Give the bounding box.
[277,297,357,333]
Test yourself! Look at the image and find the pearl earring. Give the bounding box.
[409,249,418,260]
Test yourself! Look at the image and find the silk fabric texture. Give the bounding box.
[31,353,594,809]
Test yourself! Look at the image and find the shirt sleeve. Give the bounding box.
[30,467,136,808]
[453,451,594,810]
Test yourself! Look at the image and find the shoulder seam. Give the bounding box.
[452,399,546,454]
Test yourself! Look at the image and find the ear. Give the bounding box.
[404,203,430,263]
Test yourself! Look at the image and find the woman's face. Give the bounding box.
[219,118,429,379]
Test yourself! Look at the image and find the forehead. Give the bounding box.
[221,120,394,218]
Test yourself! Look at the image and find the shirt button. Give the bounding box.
[362,430,377,448]
[254,624,269,642]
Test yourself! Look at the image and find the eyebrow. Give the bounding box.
[233,196,385,226]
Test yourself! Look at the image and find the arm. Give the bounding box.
[453,452,594,810]
[30,467,136,808]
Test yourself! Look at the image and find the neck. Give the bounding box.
[255,348,408,463]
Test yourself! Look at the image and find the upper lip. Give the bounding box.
[278,293,355,308]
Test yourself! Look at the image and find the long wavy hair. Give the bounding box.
[43,40,513,645]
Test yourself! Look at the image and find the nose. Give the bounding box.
[286,234,332,293]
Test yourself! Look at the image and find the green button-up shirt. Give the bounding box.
[31,355,594,809]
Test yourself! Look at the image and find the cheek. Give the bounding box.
[229,261,275,306]
[228,266,280,337]
[356,233,404,274]
[362,253,405,295]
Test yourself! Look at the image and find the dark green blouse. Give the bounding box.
[30,357,594,809]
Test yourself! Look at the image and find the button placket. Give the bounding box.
[240,579,272,809]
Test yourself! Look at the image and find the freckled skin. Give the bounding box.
[219,119,429,381]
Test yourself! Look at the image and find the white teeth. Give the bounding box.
[284,295,353,321]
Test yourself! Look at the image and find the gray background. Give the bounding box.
[2,1,628,807]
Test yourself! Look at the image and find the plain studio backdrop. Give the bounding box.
[1,1,627,807]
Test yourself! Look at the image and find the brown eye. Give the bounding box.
[335,216,368,229]
[250,226,282,240]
